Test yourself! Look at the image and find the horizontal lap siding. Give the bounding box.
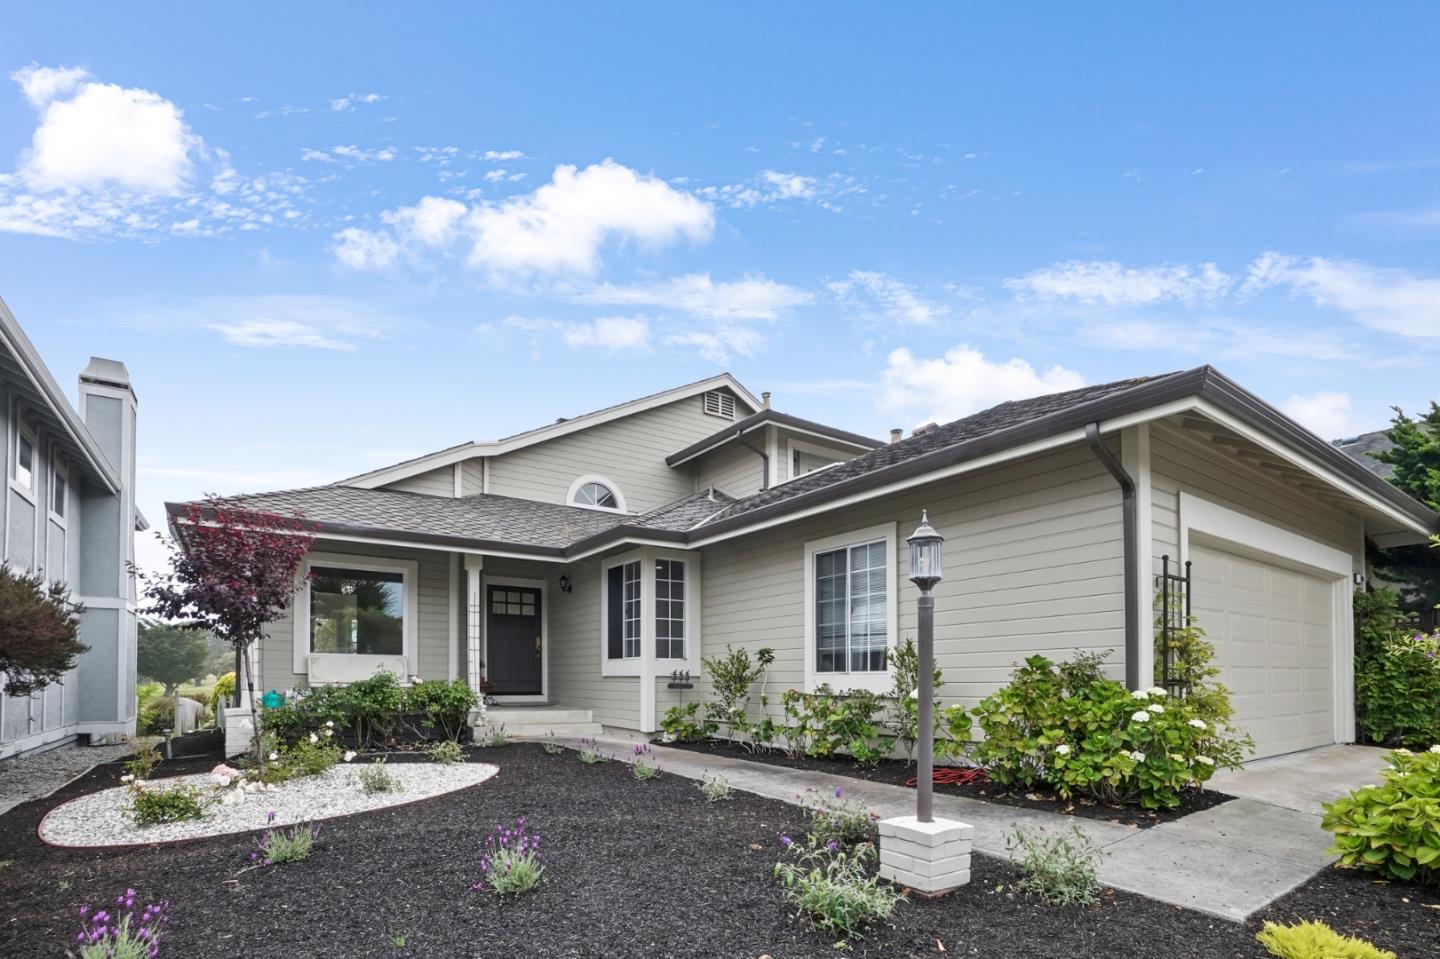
[693,442,764,499]
[261,541,454,692]
[486,398,740,514]
[383,465,454,497]
[1149,421,1362,577]
[461,459,484,496]
[697,443,1127,718]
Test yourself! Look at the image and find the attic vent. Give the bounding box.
[702,390,736,420]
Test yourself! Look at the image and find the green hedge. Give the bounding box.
[262,673,478,746]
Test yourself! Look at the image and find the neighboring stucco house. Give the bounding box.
[173,368,1437,761]
[0,297,140,760]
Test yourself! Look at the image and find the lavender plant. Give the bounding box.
[472,818,544,896]
[70,890,169,959]
[631,743,661,781]
[698,772,732,802]
[577,737,607,764]
[248,813,320,867]
[773,836,899,942]
[802,786,878,846]
[356,758,401,794]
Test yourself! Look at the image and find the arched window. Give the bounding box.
[573,481,618,509]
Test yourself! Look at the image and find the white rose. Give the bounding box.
[325,720,335,728]
[1130,710,1151,723]
[120,774,134,783]
[1130,751,1146,763]
[323,729,333,738]
[1196,756,1214,766]
[1056,744,1071,756]
[343,750,357,763]
[309,733,318,744]
[268,751,279,761]
[1147,703,1165,714]
[1187,719,1206,730]
[1430,745,1440,754]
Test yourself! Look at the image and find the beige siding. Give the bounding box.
[482,556,640,728]
[696,443,1127,718]
[486,396,738,513]
[260,540,454,691]
[382,465,455,497]
[460,458,484,496]
[692,441,764,499]
[1149,420,1362,575]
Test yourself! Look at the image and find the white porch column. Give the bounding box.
[465,554,484,693]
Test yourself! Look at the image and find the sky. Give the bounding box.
[2,4,1439,573]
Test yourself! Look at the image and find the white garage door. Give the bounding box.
[1190,542,1336,759]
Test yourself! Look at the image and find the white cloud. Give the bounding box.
[333,160,714,276]
[579,273,812,321]
[381,195,467,247]
[14,68,199,194]
[483,150,526,161]
[332,227,400,270]
[212,320,360,351]
[695,169,861,210]
[829,271,946,326]
[878,345,1086,425]
[329,144,397,163]
[664,326,765,364]
[1280,391,1358,440]
[117,293,392,350]
[1005,260,1232,306]
[1242,252,1440,338]
[300,147,336,163]
[330,93,384,112]
[561,315,651,351]
[12,64,89,107]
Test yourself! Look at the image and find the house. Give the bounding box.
[172,368,1437,761]
[1334,429,1398,481]
[0,297,140,760]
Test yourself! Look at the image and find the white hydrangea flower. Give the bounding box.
[343,750,357,762]
[1187,718,1207,730]
[1130,710,1151,723]
[1147,686,1168,698]
[1196,755,1214,766]
[1431,745,1440,754]
[268,751,279,761]
[325,720,335,728]
[1131,689,1151,699]
[1147,703,1165,714]
[1130,751,1146,763]
[1055,744,1071,756]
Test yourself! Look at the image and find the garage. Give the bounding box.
[1189,541,1338,759]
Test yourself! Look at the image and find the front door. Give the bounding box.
[486,585,542,695]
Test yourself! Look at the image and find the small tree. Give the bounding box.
[1371,405,1440,627]
[137,620,210,695]
[138,499,313,763]
[0,566,87,696]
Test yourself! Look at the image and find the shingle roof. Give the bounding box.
[698,374,1173,525]
[665,409,883,467]
[210,485,627,552]
[1334,430,1397,481]
[633,489,736,531]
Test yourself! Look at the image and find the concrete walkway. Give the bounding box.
[574,735,1391,922]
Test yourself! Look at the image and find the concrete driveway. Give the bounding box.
[1096,745,1393,921]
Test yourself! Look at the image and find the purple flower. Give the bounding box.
[780,835,793,847]
[826,840,839,852]
[834,786,843,798]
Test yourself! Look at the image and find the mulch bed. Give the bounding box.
[0,743,1434,959]
[663,738,1232,829]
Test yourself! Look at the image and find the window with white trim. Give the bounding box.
[814,540,888,673]
[606,560,642,659]
[15,431,34,491]
[50,462,67,520]
[702,390,736,420]
[654,559,686,659]
[573,481,618,509]
[308,566,405,656]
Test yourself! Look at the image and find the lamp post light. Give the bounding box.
[906,510,945,823]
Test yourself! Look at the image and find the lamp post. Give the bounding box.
[906,510,944,823]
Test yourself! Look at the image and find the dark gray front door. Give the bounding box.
[487,585,542,695]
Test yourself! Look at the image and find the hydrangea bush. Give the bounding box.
[1322,746,1440,885]
[972,654,1248,809]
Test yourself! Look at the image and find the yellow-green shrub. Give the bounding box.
[1256,920,1395,959]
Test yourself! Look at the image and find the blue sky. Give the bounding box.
[2,4,1439,570]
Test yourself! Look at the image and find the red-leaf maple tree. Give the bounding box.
[139,498,314,762]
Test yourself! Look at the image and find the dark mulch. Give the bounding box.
[1,743,1436,959]
[663,738,1232,829]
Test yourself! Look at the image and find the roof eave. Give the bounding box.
[665,409,884,467]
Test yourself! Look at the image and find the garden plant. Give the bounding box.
[473,818,544,896]
[1322,745,1440,885]
[69,891,169,959]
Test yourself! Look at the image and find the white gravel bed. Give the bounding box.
[39,762,499,848]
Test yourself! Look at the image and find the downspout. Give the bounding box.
[1085,422,1140,690]
[737,428,770,491]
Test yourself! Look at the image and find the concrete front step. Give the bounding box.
[475,721,603,739]
[471,706,601,740]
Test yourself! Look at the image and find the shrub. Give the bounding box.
[802,786,878,846]
[404,679,479,742]
[631,743,661,780]
[130,782,211,826]
[660,701,715,742]
[356,759,402,795]
[541,740,564,756]
[781,686,889,765]
[774,836,900,942]
[0,565,86,697]
[888,635,944,762]
[123,742,162,782]
[473,818,544,896]
[1005,825,1105,906]
[250,820,320,867]
[71,890,168,959]
[428,740,465,764]
[577,737,607,764]
[139,697,175,736]
[209,671,236,713]
[1256,920,1396,959]
[1356,632,1440,748]
[1322,746,1440,885]
[973,653,1248,809]
[703,645,774,748]
[698,772,732,802]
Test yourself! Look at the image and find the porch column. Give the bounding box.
[465,554,484,693]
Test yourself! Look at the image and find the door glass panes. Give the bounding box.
[492,590,536,616]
